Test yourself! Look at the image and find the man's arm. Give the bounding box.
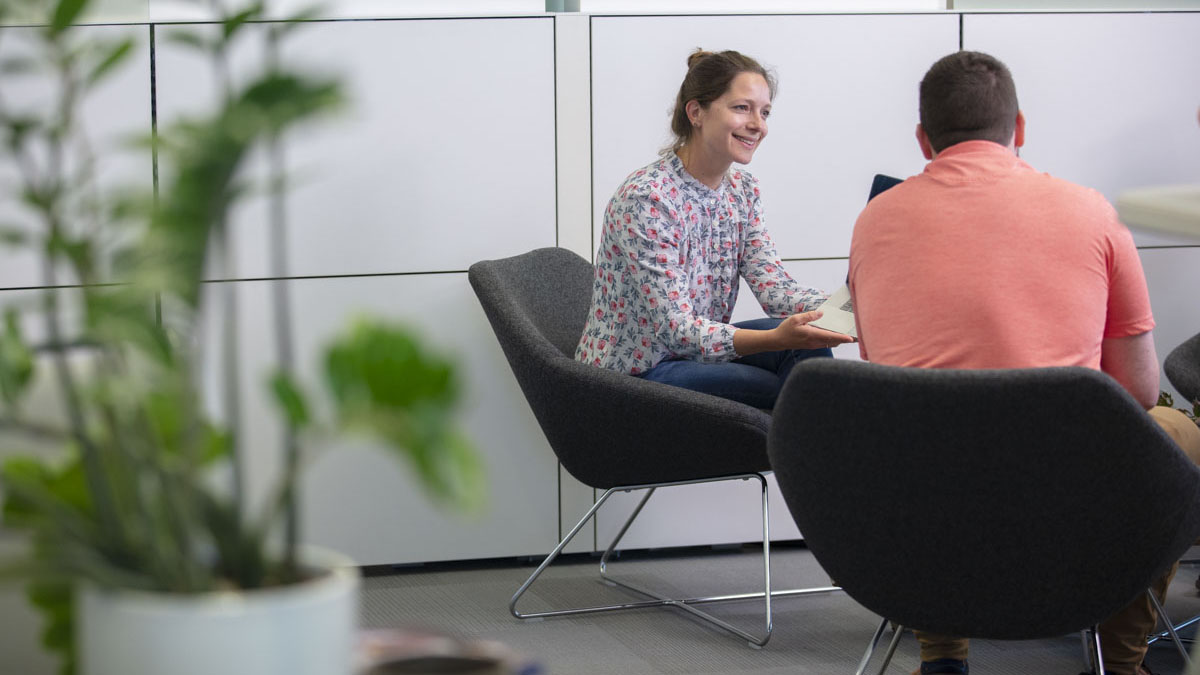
[1100,331,1160,410]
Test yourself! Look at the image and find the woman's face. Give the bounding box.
[689,72,772,168]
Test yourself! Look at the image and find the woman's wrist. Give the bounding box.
[732,326,777,356]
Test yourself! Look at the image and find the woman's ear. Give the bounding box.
[1014,110,1026,149]
[686,99,702,128]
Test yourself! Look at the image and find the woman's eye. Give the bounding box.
[734,104,749,111]
[762,110,771,119]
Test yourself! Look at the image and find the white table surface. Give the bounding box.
[1117,184,1200,240]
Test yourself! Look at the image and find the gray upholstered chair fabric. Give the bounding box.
[768,358,1200,644]
[469,247,837,647]
[1165,331,1200,404]
[468,246,773,489]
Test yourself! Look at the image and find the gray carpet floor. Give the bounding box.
[360,544,1200,675]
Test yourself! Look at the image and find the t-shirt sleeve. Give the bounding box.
[1103,215,1155,339]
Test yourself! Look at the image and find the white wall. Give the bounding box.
[152,16,562,565]
[1,9,1197,570]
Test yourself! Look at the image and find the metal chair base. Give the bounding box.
[1146,589,1193,665]
[854,617,905,675]
[509,472,840,648]
[1148,614,1198,647]
[854,621,1112,675]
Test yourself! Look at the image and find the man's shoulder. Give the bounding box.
[1016,168,1124,230]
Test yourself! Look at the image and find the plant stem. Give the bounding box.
[265,20,302,578]
[0,416,71,441]
[206,0,246,523]
[37,38,125,551]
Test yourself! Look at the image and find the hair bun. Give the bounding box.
[687,49,714,69]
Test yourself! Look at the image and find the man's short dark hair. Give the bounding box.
[919,51,1019,153]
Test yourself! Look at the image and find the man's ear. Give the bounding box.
[1014,110,1025,149]
[915,124,935,160]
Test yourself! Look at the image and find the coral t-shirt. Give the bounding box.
[849,140,1153,370]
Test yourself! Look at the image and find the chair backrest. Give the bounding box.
[768,358,1200,640]
[469,247,773,489]
[1166,332,1200,404]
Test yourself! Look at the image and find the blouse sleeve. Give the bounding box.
[738,178,827,317]
[615,187,738,363]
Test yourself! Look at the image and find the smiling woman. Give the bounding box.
[573,48,853,410]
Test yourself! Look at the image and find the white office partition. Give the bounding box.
[963,12,1200,247]
[149,0,545,23]
[0,25,152,289]
[293,274,559,564]
[155,17,556,279]
[200,273,558,565]
[1141,248,1200,404]
[155,16,562,563]
[590,13,958,263]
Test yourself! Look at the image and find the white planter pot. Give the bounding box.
[78,548,360,675]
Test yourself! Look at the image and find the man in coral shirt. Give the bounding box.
[849,50,1200,675]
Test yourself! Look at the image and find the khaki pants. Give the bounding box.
[916,406,1200,675]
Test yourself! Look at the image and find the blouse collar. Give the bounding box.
[667,153,729,199]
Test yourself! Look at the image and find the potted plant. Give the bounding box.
[0,0,482,673]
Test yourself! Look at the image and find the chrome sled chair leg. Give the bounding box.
[509,472,840,648]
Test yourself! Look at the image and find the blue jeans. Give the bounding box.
[637,318,833,409]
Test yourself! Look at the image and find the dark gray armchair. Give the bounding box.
[1155,331,1200,650]
[468,247,837,647]
[1166,332,1200,404]
[767,358,1200,674]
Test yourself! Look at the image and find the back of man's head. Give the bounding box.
[919,51,1019,153]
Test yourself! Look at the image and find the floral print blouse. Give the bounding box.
[575,154,826,375]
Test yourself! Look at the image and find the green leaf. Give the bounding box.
[84,288,172,364]
[269,371,310,428]
[4,115,42,152]
[2,453,92,523]
[270,3,324,38]
[200,427,232,465]
[1,456,48,524]
[0,307,35,408]
[0,225,29,248]
[323,320,481,509]
[49,0,88,35]
[163,30,213,53]
[27,578,74,674]
[221,3,264,41]
[45,232,95,282]
[86,38,134,88]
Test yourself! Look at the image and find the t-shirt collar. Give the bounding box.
[924,139,1027,182]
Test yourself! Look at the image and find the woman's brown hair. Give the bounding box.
[667,49,777,153]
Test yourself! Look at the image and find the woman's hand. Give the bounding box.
[732,310,855,356]
[772,310,856,349]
